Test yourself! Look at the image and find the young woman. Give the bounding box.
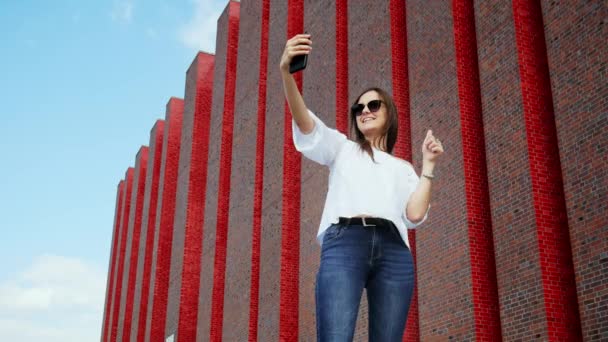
[280,33,444,341]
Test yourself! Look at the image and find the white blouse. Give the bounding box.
[293,109,429,248]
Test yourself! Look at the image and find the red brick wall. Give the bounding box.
[542,1,608,340]
[149,98,184,341]
[133,120,164,342]
[101,1,605,341]
[100,180,123,342]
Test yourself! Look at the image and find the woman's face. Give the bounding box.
[355,90,387,139]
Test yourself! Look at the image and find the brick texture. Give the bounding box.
[195,3,229,341]
[452,0,502,340]
[512,0,583,339]
[101,1,605,340]
[120,147,149,342]
[223,0,260,340]
[408,1,477,340]
[100,180,124,342]
[109,167,134,342]
[209,2,240,341]
[280,1,304,340]
[176,52,215,341]
[388,1,420,340]
[476,0,548,339]
[255,0,288,340]
[133,120,164,342]
[542,1,608,340]
[299,1,336,340]
[248,0,270,340]
[149,98,185,341]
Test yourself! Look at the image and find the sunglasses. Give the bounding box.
[351,99,384,116]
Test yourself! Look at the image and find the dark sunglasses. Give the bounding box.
[351,99,384,116]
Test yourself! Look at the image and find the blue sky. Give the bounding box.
[0,0,225,340]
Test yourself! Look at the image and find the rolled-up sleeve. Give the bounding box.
[292,109,347,166]
[400,164,430,229]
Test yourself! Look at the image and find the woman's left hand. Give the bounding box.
[422,129,444,163]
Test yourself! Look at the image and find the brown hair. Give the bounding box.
[349,87,399,161]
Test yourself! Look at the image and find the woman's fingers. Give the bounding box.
[287,36,312,47]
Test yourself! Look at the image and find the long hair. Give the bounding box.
[349,87,399,161]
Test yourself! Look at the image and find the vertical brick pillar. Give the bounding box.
[172,52,215,341]
[248,1,270,340]
[135,120,165,342]
[121,147,149,342]
[209,2,240,341]
[280,0,304,340]
[511,1,582,340]
[101,180,124,342]
[222,0,265,339]
[335,0,348,134]
[149,98,185,341]
[541,1,608,339]
[452,0,502,340]
[257,0,287,339]
[408,1,475,339]
[110,167,134,342]
[388,1,419,340]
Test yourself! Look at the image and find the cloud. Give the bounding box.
[111,0,134,23]
[0,254,106,342]
[178,0,226,53]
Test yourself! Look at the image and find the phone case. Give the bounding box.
[289,54,308,74]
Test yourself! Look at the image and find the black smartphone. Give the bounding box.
[289,33,309,74]
[289,54,308,74]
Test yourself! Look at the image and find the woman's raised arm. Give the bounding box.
[280,34,314,134]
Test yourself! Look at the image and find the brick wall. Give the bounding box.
[101,0,605,341]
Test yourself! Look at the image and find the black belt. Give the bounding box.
[338,217,394,228]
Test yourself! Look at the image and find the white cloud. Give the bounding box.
[111,0,134,23]
[178,0,226,53]
[0,254,106,342]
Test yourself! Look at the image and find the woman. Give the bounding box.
[280,34,444,342]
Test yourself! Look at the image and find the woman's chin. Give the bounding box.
[359,125,381,137]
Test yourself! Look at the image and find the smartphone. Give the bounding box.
[289,32,309,74]
[289,54,308,74]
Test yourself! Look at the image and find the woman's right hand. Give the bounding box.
[279,34,312,74]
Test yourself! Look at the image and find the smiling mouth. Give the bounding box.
[361,117,376,123]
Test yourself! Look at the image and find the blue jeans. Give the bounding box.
[315,222,415,342]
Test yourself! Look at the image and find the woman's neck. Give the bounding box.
[366,135,386,151]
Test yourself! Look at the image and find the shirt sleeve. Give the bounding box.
[292,109,347,166]
[400,163,430,229]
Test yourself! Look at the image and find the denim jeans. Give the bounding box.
[315,222,415,342]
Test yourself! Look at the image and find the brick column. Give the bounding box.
[101,180,124,342]
[335,0,349,134]
[169,52,215,341]
[149,98,185,341]
[280,0,304,340]
[452,0,502,339]
[135,120,165,342]
[121,146,149,342]
[110,167,134,342]
[388,1,419,340]
[248,0,270,340]
[208,2,240,341]
[512,0,582,339]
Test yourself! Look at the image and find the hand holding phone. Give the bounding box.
[288,33,311,74]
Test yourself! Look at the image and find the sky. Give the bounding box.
[0,0,226,340]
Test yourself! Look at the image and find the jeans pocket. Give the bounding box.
[322,224,344,244]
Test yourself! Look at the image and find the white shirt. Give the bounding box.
[292,109,429,248]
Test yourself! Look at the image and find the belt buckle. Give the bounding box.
[362,217,376,227]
